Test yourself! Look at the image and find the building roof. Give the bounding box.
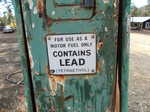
[131,17,150,23]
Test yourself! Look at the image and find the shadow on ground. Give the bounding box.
[0,32,26,112]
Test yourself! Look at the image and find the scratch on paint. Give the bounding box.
[27,41,34,69]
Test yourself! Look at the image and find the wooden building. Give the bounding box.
[131,17,150,30]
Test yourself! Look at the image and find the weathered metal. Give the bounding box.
[13,0,131,111]
[13,0,36,111]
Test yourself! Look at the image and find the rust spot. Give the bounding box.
[46,67,96,96]
[34,71,40,75]
[96,61,101,72]
[47,73,96,96]
[37,0,53,27]
[47,17,53,26]
[113,14,119,23]
[49,75,65,85]
[45,65,49,74]
[36,0,96,27]
[37,0,45,17]
[97,40,104,52]
[49,106,56,112]
[27,42,34,69]
[48,74,66,96]
[29,56,32,68]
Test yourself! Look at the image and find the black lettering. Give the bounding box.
[68,51,72,56]
[79,58,85,65]
[84,36,87,40]
[63,51,68,57]
[53,51,57,57]
[76,36,82,41]
[50,44,55,48]
[65,59,70,66]
[80,50,86,56]
[66,37,74,41]
[72,51,78,56]
[58,51,63,57]
[86,50,91,56]
[68,43,79,47]
[76,37,80,41]
[55,37,63,42]
[71,59,78,66]
[60,59,64,66]
[53,50,91,57]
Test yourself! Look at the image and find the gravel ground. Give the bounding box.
[0,31,150,112]
[129,31,150,112]
[0,32,26,112]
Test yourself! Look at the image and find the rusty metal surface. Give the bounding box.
[14,0,131,111]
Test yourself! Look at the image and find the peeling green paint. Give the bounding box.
[14,0,131,111]
[13,0,36,111]
[119,0,131,112]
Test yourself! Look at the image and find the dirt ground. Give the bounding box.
[0,32,26,112]
[0,31,150,112]
[129,31,150,112]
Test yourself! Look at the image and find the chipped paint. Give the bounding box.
[103,0,110,4]
[97,40,104,52]
[34,71,40,75]
[71,8,76,16]
[14,0,131,111]
[96,58,105,73]
[37,0,44,17]
[27,0,33,9]
[48,75,65,96]
[32,23,35,28]
[51,11,55,16]
[27,42,34,69]
[114,2,117,8]
[105,27,108,32]
[48,73,99,96]
[114,0,119,8]
[96,61,101,72]
[105,108,112,112]
[46,18,53,26]
[33,7,38,14]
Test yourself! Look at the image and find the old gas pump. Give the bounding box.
[14,0,131,111]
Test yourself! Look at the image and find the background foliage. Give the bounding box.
[0,0,15,26]
[131,0,150,16]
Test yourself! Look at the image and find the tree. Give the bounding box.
[131,2,150,17]
[131,8,143,16]
[0,17,5,26]
[0,0,15,25]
